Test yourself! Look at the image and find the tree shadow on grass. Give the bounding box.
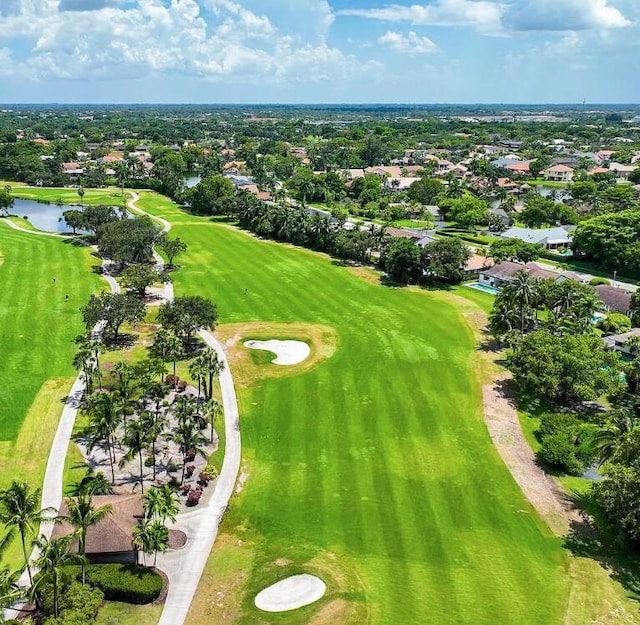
[563,491,640,601]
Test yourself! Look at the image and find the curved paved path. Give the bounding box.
[4,191,242,624]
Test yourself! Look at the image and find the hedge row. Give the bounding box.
[68,564,163,604]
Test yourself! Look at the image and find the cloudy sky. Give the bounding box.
[0,0,637,104]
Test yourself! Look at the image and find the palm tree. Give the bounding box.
[143,485,178,526]
[188,356,207,399]
[200,347,224,401]
[165,334,183,387]
[173,396,197,425]
[501,270,539,334]
[0,567,23,623]
[83,391,122,484]
[77,186,85,209]
[172,420,208,484]
[32,535,85,618]
[203,398,223,444]
[69,470,113,497]
[0,481,54,587]
[120,418,150,493]
[593,410,638,466]
[140,410,166,480]
[59,495,111,584]
[132,520,169,567]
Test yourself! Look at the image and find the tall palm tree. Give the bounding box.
[172,420,208,484]
[140,410,166,480]
[132,520,169,567]
[203,398,223,444]
[59,495,111,584]
[120,418,150,493]
[83,391,122,484]
[188,356,207,399]
[32,535,85,618]
[502,270,539,334]
[200,347,225,401]
[173,396,197,425]
[0,481,54,587]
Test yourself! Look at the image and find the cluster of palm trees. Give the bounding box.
[0,479,180,620]
[80,348,223,494]
[489,270,602,343]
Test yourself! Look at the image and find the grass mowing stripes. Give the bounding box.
[128,192,571,625]
[0,225,102,439]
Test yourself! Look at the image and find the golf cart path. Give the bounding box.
[1,217,66,238]
[7,190,240,625]
[126,191,241,625]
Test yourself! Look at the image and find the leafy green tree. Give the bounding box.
[97,217,159,264]
[380,238,422,284]
[520,195,556,228]
[157,236,187,267]
[187,174,235,215]
[407,178,444,205]
[59,496,111,584]
[489,239,542,263]
[158,296,218,349]
[81,292,146,342]
[421,237,471,284]
[0,481,54,586]
[0,188,14,217]
[506,330,621,406]
[121,263,159,298]
[591,463,640,543]
[62,209,84,234]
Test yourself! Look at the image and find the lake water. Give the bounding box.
[10,199,127,233]
[10,198,84,233]
[184,176,201,188]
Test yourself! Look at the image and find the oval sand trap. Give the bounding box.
[244,339,310,366]
[255,574,326,612]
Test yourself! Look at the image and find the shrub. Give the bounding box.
[165,374,179,386]
[537,430,585,475]
[186,489,201,506]
[81,564,163,604]
[144,457,155,467]
[589,277,611,286]
[597,313,631,335]
[177,380,187,392]
[185,448,196,462]
[185,464,195,478]
[167,461,178,473]
[41,580,103,623]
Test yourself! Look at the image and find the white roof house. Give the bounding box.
[500,226,572,249]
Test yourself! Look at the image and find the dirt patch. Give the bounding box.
[309,599,350,625]
[274,558,292,567]
[168,529,187,550]
[215,322,338,388]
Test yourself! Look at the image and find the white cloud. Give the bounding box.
[505,0,631,31]
[339,0,505,35]
[0,0,369,85]
[379,30,440,55]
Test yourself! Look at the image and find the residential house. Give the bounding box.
[609,162,636,180]
[465,254,494,277]
[500,226,572,250]
[594,284,632,316]
[478,261,572,289]
[603,328,640,357]
[541,164,574,183]
[51,495,144,565]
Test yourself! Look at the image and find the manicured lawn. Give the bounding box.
[0,222,103,566]
[95,602,163,625]
[8,185,128,207]
[135,191,570,624]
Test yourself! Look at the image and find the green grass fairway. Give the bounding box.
[8,185,128,207]
[131,191,570,624]
[0,224,102,439]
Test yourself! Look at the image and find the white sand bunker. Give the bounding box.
[244,339,310,366]
[255,574,326,612]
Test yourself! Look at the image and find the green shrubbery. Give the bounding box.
[589,276,611,286]
[41,581,103,625]
[68,563,163,604]
[536,412,596,475]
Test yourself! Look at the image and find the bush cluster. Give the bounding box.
[79,564,163,604]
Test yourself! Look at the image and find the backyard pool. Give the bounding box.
[466,282,499,295]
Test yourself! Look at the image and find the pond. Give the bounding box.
[10,199,127,233]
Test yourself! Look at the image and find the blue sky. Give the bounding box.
[0,0,637,104]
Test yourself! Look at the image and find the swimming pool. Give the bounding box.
[466,282,499,295]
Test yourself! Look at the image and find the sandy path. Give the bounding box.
[482,372,582,535]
